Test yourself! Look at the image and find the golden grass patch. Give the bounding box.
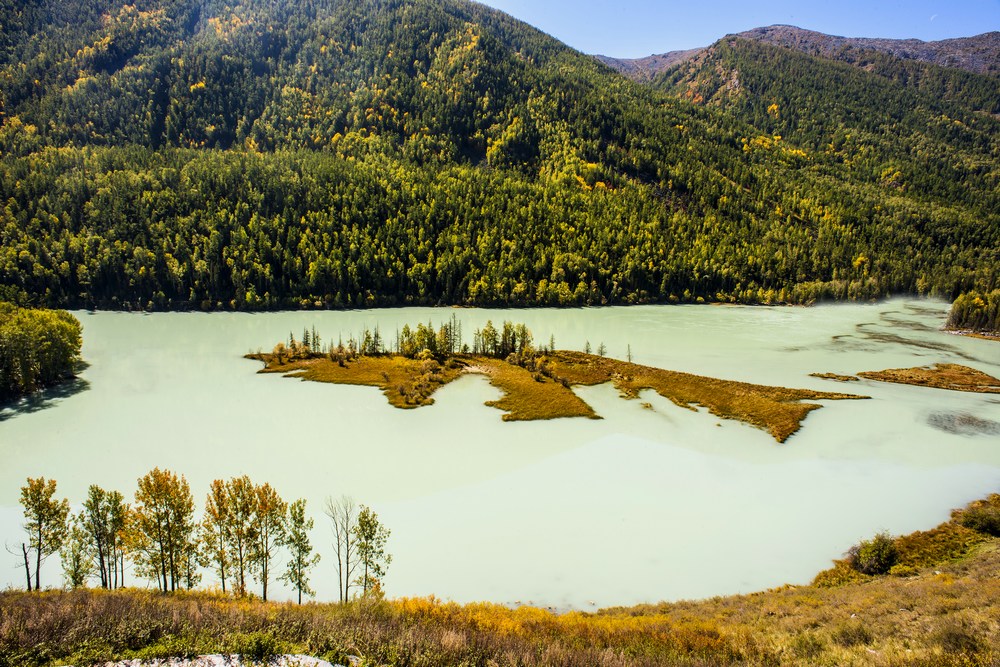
[469,356,597,421]
[547,351,867,443]
[858,363,1000,394]
[246,353,466,409]
[809,372,861,382]
[247,350,868,442]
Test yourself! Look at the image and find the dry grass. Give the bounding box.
[810,372,861,382]
[858,363,1000,394]
[546,351,867,443]
[246,351,868,442]
[470,356,598,421]
[246,353,467,409]
[4,499,1000,667]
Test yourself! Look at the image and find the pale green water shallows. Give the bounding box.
[1,299,999,609]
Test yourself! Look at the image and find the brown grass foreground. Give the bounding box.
[248,351,865,442]
[2,497,999,667]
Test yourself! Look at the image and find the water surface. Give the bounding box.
[1,299,998,608]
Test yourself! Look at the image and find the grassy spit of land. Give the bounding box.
[858,364,1000,394]
[246,349,865,442]
[3,495,999,667]
[812,363,1000,394]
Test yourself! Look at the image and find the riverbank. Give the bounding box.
[3,494,998,667]
[247,350,866,442]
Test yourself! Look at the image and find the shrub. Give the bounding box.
[888,564,919,577]
[791,632,825,659]
[934,620,983,655]
[812,560,867,587]
[847,531,897,575]
[958,505,1000,537]
[230,631,281,661]
[832,621,873,648]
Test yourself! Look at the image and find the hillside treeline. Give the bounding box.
[947,290,1000,333]
[1,145,995,311]
[0,0,997,310]
[0,303,82,399]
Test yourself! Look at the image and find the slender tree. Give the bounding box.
[19,477,69,590]
[199,479,232,593]
[131,468,196,593]
[106,491,129,588]
[280,498,320,604]
[225,475,258,596]
[324,495,359,603]
[353,505,391,597]
[81,485,126,588]
[250,482,286,601]
[61,512,95,588]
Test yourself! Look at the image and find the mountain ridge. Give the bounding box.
[597,26,1000,80]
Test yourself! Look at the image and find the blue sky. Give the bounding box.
[474,0,1000,58]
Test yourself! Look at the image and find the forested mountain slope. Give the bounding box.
[737,26,1000,76]
[597,27,1000,80]
[0,0,996,310]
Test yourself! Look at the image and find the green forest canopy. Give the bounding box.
[0,0,996,310]
[0,303,82,399]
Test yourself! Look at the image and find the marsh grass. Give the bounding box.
[471,356,598,421]
[247,354,467,408]
[858,363,1000,394]
[809,372,861,382]
[247,350,867,442]
[547,351,867,442]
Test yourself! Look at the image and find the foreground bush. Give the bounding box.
[847,531,898,575]
[959,496,1000,537]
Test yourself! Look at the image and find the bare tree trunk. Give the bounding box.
[96,539,107,588]
[262,559,268,601]
[22,543,31,591]
[34,525,42,591]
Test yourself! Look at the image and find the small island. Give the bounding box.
[247,319,866,443]
[858,364,1000,394]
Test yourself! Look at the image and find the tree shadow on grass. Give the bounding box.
[0,362,91,422]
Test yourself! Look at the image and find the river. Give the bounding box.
[1,299,998,609]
